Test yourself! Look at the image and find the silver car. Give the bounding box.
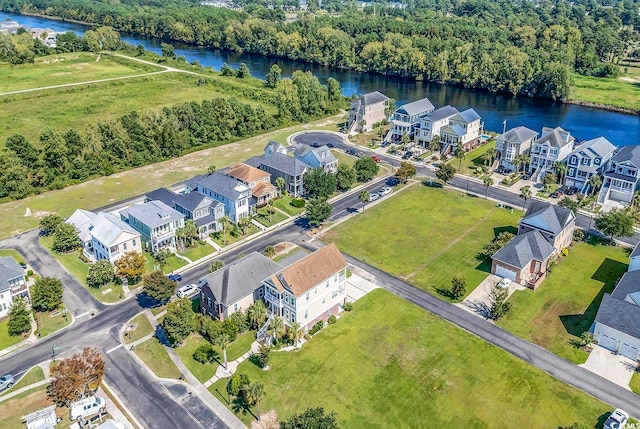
[0,374,14,391]
[369,192,380,201]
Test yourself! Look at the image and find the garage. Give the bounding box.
[494,265,517,282]
[619,343,639,360]
[598,334,618,352]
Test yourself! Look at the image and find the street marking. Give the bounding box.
[75,311,91,318]
[106,344,123,354]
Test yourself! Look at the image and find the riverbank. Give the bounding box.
[568,73,640,115]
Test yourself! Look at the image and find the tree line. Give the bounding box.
[2,0,638,99]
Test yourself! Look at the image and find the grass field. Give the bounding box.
[181,243,216,262]
[0,319,24,351]
[211,224,261,247]
[0,52,158,93]
[570,73,640,112]
[35,307,71,337]
[323,186,521,299]
[0,249,26,265]
[631,372,640,395]
[209,289,608,428]
[0,115,340,241]
[255,207,288,227]
[124,314,155,344]
[447,142,495,176]
[0,385,71,428]
[273,195,306,216]
[0,366,45,396]
[134,338,182,379]
[497,239,629,364]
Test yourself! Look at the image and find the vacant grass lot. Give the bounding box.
[448,142,495,176]
[0,319,23,351]
[134,338,181,379]
[255,207,288,227]
[323,186,520,299]
[0,366,45,396]
[497,239,629,364]
[273,195,305,216]
[181,243,216,262]
[0,52,158,93]
[35,307,71,337]
[211,224,261,247]
[124,314,155,344]
[0,116,340,241]
[209,289,608,428]
[0,385,71,428]
[570,73,640,112]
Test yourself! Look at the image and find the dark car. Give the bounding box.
[387,177,400,186]
[402,151,413,159]
[345,149,358,156]
[311,142,322,148]
[326,143,336,148]
[168,273,182,283]
[565,186,578,195]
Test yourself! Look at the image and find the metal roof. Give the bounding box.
[120,201,185,229]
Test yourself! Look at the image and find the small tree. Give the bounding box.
[161,298,194,346]
[354,157,379,182]
[589,174,602,196]
[335,164,356,191]
[265,64,281,88]
[483,176,494,199]
[209,259,225,273]
[48,347,105,406]
[193,343,218,364]
[236,62,251,78]
[220,62,234,76]
[303,168,337,199]
[395,161,416,183]
[435,163,456,183]
[207,164,217,175]
[595,208,635,242]
[267,316,285,342]
[519,186,532,211]
[227,373,250,403]
[143,270,176,303]
[215,332,231,370]
[429,136,441,155]
[450,276,466,300]
[359,189,370,213]
[253,343,271,369]
[553,161,568,184]
[8,298,31,336]
[115,251,146,284]
[454,147,466,170]
[247,300,267,330]
[31,276,63,312]
[558,196,579,215]
[280,407,339,429]
[160,42,176,59]
[52,222,81,253]
[263,246,276,259]
[489,285,511,320]
[86,260,115,289]
[39,213,63,236]
[306,198,332,227]
[275,177,286,196]
[245,382,266,421]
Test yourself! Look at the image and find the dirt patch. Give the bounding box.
[273,242,295,255]
[620,76,640,83]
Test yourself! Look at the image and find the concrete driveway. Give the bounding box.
[580,345,637,389]
[345,270,379,302]
[457,274,525,319]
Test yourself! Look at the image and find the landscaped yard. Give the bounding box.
[0,319,26,351]
[0,366,45,396]
[0,249,26,265]
[211,225,261,248]
[273,195,305,217]
[161,255,188,273]
[630,372,640,395]
[0,385,71,428]
[124,314,155,344]
[181,243,216,262]
[134,338,182,379]
[447,142,495,176]
[323,186,521,300]
[35,307,71,337]
[254,207,288,228]
[209,289,608,427]
[497,239,629,364]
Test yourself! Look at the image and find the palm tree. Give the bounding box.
[263,245,275,259]
[429,136,441,155]
[359,189,370,213]
[589,174,602,196]
[215,333,230,370]
[219,216,230,244]
[483,147,497,167]
[245,382,266,421]
[207,164,216,175]
[266,200,274,224]
[247,300,267,330]
[519,186,532,212]
[288,322,303,347]
[520,154,531,173]
[454,147,466,171]
[275,177,286,196]
[553,161,568,185]
[483,176,494,199]
[267,316,284,343]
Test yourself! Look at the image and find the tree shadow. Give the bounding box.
[474,258,492,274]
[212,388,230,405]
[435,286,454,299]
[231,396,257,420]
[294,217,311,230]
[154,325,171,347]
[135,292,157,309]
[559,258,627,339]
[492,226,518,237]
[463,300,492,319]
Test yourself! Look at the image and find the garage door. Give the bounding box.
[619,343,639,360]
[598,334,618,352]
[494,265,517,282]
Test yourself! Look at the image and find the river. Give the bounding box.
[2,10,639,147]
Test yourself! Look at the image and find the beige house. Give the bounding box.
[348,91,390,134]
[226,163,278,207]
[263,244,348,331]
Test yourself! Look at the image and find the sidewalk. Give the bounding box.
[203,341,261,388]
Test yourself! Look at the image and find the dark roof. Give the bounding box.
[196,172,250,201]
[604,172,637,182]
[276,249,309,267]
[520,200,575,235]
[536,127,574,149]
[120,201,184,228]
[611,270,640,301]
[498,126,538,144]
[0,256,24,291]
[631,242,640,258]
[425,105,458,122]
[200,252,282,307]
[596,293,640,339]
[245,153,310,177]
[612,145,640,167]
[147,187,223,212]
[492,230,555,269]
[397,97,434,117]
[355,91,389,106]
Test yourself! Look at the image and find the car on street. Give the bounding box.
[497,278,512,289]
[550,189,564,198]
[168,273,182,283]
[345,149,358,156]
[604,409,629,429]
[0,374,14,391]
[177,283,200,299]
[326,142,336,148]
[386,177,399,186]
[565,186,578,195]
[402,151,413,159]
[311,142,322,148]
[371,155,381,162]
[379,186,392,196]
[368,192,380,201]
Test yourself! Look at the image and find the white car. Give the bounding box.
[604,409,629,429]
[69,396,105,421]
[379,187,392,196]
[369,192,380,201]
[497,278,512,289]
[176,283,199,299]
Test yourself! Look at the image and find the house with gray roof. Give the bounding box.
[416,106,483,155]
[386,97,435,143]
[528,127,576,182]
[0,256,28,318]
[598,145,640,205]
[66,209,96,257]
[194,172,251,223]
[245,148,310,198]
[348,91,390,134]
[495,126,538,171]
[629,242,640,272]
[293,144,338,173]
[518,200,575,254]
[564,137,616,193]
[120,201,185,253]
[490,231,555,288]
[145,187,224,237]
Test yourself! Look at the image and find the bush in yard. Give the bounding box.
[327,315,337,325]
[222,318,239,342]
[8,298,31,336]
[115,251,146,284]
[161,298,195,346]
[86,260,115,288]
[573,229,585,242]
[303,333,311,341]
[450,276,467,300]
[27,269,34,276]
[342,302,353,312]
[251,343,271,369]
[579,332,596,348]
[193,344,218,364]
[143,270,176,304]
[489,285,511,321]
[226,310,249,334]
[561,248,569,257]
[52,222,81,253]
[31,276,63,312]
[481,232,515,259]
[309,320,324,335]
[280,407,339,429]
[39,213,63,236]
[290,198,306,208]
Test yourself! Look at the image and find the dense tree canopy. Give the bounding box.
[31,276,64,312]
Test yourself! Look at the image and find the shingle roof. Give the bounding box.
[201,252,282,307]
[196,172,250,201]
[294,145,337,167]
[441,123,466,137]
[226,163,270,183]
[631,242,640,259]
[90,212,140,247]
[268,244,348,297]
[536,126,574,149]
[66,209,97,244]
[611,270,640,301]
[0,256,24,291]
[570,137,616,160]
[355,91,389,106]
[264,140,286,156]
[146,188,223,213]
[519,200,575,235]
[425,105,458,123]
[455,108,481,123]
[596,293,640,339]
[491,230,555,269]
[498,126,538,144]
[611,145,640,167]
[120,201,184,229]
[276,249,309,268]
[397,97,434,117]
[246,153,310,177]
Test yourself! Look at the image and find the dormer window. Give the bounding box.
[594,158,600,165]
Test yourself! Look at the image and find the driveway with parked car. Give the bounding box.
[457,275,524,319]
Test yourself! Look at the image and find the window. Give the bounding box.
[570,157,577,165]
[304,309,308,319]
[306,293,309,301]
[123,242,127,250]
[594,158,600,165]
[331,290,338,299]
[568,168,575,177]
[322,297,325,304]
[132,239,136,247]
[234,303,238,311]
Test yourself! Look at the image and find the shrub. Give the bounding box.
[342,302,353,312]
[251,344,271,369]
[561,248,569,257]
[309,320,324,335]
[327,315,337,325]
[573,229,585,242]
[290,198,306,208]
[303,334,311,341]
[27,269,34,276]
[193,344,217,364]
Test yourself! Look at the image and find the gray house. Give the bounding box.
[120,200,185,253]
[387,97,435,143]
[599,145,640,205]
[293,144,338,173]
[194,172,251,223]
[564,137,616,194]
[0,256,28,318]
[495,126,538,171]
[246,141,311,197]
[348,91,390,134]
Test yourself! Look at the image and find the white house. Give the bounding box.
[564,137,616,194]
[0,256,28,318]
[66,209,97,260]
[495,126,538,171]
[194,172,251,223]
[598,145,640,205]
[348,91,390,134]
[527,127,575,182]
[416,105,458,147]
[386,98,435,143]
[440,108,483,153]
[120,201,185,253]
[89,213,142,263]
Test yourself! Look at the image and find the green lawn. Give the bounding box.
[323,186,521,300]
[35,308,71,337]
[181,243,216,262]
[254,207,288,227]
[0,366,45,396]
[0,385,72,428]
[211,225,261,247]
[209,289,608,427]
[447,142,495,176]
[331,149,356,168]
[570,73,640,112]
[162,255,188,273]
[134,338,181,379]
[273,195,305,216]
[124,314,155,344]
[0,319,27,351]
[497,239,629,364]
[630,372,640,395]
[0,249,26,265]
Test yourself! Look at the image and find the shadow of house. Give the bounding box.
[493,226,518,237]
[559,258,627,338]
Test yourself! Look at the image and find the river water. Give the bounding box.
[2,10,639,146]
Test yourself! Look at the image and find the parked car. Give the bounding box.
[497,278,512,289]
[386,177,400,186]
[565,186,578,196]
[177,283,199,299]
[326,143,336,148]
[69,396,106,421]
[368,192,380,201]
[168,273,182,283]
[0,374,14,391]
[402,151,413,159]
[345,149,358,156]
[604,409,629,429]
[310,142,321,148]
[371,155,381,162]
[379,186,392,196]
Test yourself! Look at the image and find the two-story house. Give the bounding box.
[0,257,29,318]
[120,201,185,253]
[440,108,483,153]
[226,163,278,207]
[416,105,459,147]
[348,91,390,134]
[564,137,616,193]
[293,145,338,173]
[263,244,348,332]
[386,98,435,143]
[246,141,311,197]
[66,209,98,261]
[599,145,640,205]
[194,172,252,223]
[146,187,225,237]
[517,200,575,254]
[528,127,576,182]
[495,126,538,171]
